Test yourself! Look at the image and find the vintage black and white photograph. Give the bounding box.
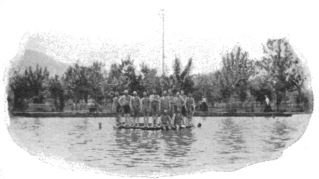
[0,0,318,178]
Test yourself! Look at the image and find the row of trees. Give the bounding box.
[9,62,107,111]
[9,56,194,111]
[107,56,194,96]
[192,39,311,111]
[8,38,312,112]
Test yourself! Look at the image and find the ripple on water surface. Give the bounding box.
[8,114,310,175]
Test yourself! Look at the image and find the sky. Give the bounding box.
[1,0,315,75]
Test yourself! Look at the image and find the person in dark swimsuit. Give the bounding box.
[168,89,176,118]
[112,91,122,126]
[174,108,185,131]
[159,91,170,117]
[175,92,183,113]
[141,91,151,127]
[186,93,195,126]
[160,110,172,130]
[130,91,142,127]
[119,90,132,126]
[175,92,186,124]
[180,90,188,118]
[150,90,160,127]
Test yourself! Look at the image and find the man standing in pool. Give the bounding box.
[180,90,188,119]
[174,108,185,131]
[185,93,196,126]
[160,110,172,130]
[175,92,185,122]
[130,91,142,127]
[159,90,170,121]
[168,89,176,118]
[150,90,160,127]
[119,90,132,126]
[112,91,122,126]
[141,91,151,127]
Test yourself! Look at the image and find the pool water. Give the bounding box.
[7,115,310,176]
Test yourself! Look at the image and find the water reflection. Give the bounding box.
[202,116,207,121]
[68,119,89,146]
[215,118,248,163]
[19,118,43,131]
[111,127,197,169]
[163,129,197,168]
[263,120,292,152]
[20,118,43,142]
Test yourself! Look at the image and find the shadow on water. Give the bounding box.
[215,118,248,163]
[263,120,293,152]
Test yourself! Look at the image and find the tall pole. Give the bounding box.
[160,9,165,93]
[161,9,165,76]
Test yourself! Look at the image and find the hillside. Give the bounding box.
[10,49,70,77]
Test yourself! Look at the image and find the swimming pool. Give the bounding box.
[7,114,310,176]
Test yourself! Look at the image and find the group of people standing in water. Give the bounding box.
[112,89,196,130]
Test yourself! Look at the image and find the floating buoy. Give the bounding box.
[98,122,102,129]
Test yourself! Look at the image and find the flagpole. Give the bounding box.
[160,9,165,92]
[162,9,165,76]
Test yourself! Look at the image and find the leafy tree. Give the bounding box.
[9,65,50,110]
[24,65,50,103]
[48,75,64,111]
[170,57,194,94]
[208,71,224,103]
[9,71,29,111]
[249,64,273,103]
[107,63,124,94]
[87,62,106,103]
[63,63,90,104]
[121,58,144,94]
[219,46,254,103]
[107,56,144,95]
[294,88,313,112]
[261,38,307,106]
[140,63,162,94]
[193,73,221,103]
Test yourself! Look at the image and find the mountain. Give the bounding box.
[10,49,70,77]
